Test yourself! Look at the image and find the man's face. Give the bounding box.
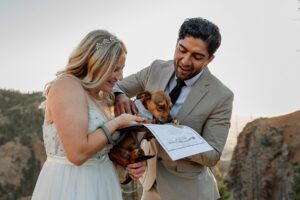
[174,36,214,80]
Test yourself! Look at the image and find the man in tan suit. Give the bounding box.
[114,17,233,200]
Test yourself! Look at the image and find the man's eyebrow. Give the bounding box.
[178,43,186,49]
[193,52,206,58]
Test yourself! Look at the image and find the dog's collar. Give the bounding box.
[134,99,153,120]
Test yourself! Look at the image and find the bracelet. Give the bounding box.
[99,124,115,145]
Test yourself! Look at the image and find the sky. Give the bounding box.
[0,0,299,117]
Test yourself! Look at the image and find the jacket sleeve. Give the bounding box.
[186,92,234,167]
[115,65,152,98]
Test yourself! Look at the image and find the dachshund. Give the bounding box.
[108,90,174,183]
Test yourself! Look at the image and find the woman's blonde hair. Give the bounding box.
[44,30,127,103]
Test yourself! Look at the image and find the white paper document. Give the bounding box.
[143,124,213,161]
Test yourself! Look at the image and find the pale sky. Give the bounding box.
[0,0,299,116]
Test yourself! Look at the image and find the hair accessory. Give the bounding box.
[96,36,116,50]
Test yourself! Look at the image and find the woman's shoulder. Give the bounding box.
[52,75,83,92]
[48,75,86,103]
[44,75,88,123]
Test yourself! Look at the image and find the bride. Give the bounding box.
[32,30,146,200]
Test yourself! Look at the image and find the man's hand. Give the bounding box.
[127,161,147,180]
[114,93,138,116]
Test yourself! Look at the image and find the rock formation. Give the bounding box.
[228,110,300,200]
[0,89,46,200]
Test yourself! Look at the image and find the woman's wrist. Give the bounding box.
[114,115,123,129]
[99,123,115,145]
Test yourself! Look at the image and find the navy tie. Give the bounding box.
[169,79,186,105]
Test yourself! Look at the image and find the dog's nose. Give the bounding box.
[167,115,173,123]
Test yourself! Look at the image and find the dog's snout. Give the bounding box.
[166,115,173,123]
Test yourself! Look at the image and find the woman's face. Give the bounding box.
[100,53,126,92]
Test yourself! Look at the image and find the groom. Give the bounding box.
[114,17,233,200]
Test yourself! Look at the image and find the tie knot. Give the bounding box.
[176,79,186,87]
[169,79,186,105]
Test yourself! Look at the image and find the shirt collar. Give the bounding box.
[175,69,204,87]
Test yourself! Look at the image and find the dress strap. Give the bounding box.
[85,94,113,120]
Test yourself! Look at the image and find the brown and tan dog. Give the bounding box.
[135,90,173,124]
[108,90,174,182]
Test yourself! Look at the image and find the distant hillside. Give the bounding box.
[0,89,46,200]
[0,88,251,200]
[228,111,300,200]
[213,115,255,181]
[6,89,298,200]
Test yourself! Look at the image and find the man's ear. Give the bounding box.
[206,55,215,65]
[136,91,152,102]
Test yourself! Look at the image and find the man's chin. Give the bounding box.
[176,72,190,80]
[175,68,192,79]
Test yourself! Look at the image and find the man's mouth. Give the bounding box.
[178,65,192,75]
[179,65,191,72]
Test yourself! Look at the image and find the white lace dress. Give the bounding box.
[32,98,122,200]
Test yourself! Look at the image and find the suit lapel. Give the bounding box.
[176,67,212,121]
[155,61,174,91]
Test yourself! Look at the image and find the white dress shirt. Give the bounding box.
[167,70,204,117]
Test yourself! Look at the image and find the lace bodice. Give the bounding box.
[43,97,116,161]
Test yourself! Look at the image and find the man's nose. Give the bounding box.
[181,54,192,66]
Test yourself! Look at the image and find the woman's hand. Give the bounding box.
[114,113,143,129]
[127,161,147,180]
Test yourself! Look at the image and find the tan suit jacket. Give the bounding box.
[116,60,233,200]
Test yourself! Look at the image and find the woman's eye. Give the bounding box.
[114,68,122,72]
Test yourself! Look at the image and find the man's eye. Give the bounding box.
[194,56,204,61]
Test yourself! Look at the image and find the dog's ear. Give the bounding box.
[136,91,152,102]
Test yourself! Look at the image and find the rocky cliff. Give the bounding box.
[0,89,46,200]
[228,110,300,200]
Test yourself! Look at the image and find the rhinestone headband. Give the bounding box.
[96,36,116,50]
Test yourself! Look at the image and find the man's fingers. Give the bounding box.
[115,102,135,115]
[130,101,139,115]
[123,102,133,114]
[128,161,145,169]
[127,161,147,178]
[128,169,144,180]
[114,104,125,116]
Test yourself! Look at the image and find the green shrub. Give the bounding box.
[291,163,300,200]
[218,180,232,200]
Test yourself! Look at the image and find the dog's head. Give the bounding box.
[136,90,173,124]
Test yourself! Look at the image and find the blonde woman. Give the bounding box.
[32,30,146,200]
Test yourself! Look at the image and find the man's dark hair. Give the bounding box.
[178,17,221,55]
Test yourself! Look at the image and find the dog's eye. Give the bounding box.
[157,104,165,110]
